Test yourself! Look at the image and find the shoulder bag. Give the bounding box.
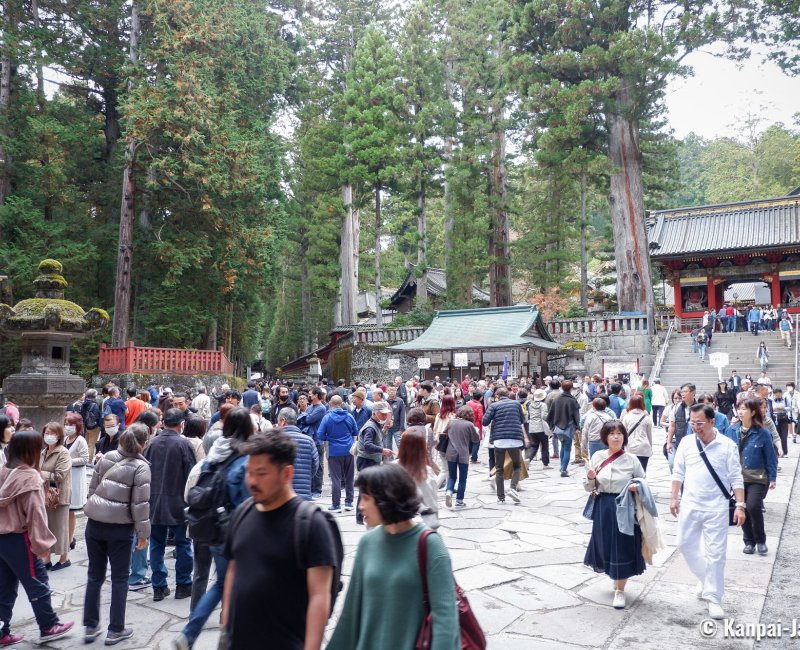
[415,530,486,650]
[582,450,625,520]
[695,437,736,526]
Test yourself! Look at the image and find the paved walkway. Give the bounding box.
[10,427,798,649]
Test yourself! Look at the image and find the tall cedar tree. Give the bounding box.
[343,27,404,327]
[510,0,753,320]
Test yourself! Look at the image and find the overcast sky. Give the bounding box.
[665,44,800,141]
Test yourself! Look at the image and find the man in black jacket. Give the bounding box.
[546,380,581,477]
[144,408,196,601]
[483,388,526,504]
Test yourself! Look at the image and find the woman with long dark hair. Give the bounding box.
[0,429,74,644]
[729,399,777,555]
[433,395,456,489]
[397,427,438,529]
[328,464,459,649]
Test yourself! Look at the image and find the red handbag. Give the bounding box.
[415,530,486,650]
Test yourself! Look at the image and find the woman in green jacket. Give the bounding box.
[327,464,459,650]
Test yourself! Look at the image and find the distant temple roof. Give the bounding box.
[389,305,558,353]
[647,195,800,259]
[388,267,490,308]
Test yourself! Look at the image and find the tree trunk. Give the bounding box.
[606,82,654,318]
[580,171,588,309]
[415,174,428,309]
[111,0,139,348]
[374,184,383,327]
[442,59,456,298]
[300,236,312,351]
[488,112,511,307]
[0,4,16,208]
[202,318,217,350]
[338,183,358,326]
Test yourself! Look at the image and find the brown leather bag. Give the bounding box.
[45,484,60,510]
[415,530,486,650]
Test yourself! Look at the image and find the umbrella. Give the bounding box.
[502,355,508,380]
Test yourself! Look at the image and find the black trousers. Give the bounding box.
[527,430,549,465]
[742,482,769,546]
[191,541,212,613]
[83,520,134,633]
[652,405,664,426]
[355,457,379,522]
[776,418,789,456]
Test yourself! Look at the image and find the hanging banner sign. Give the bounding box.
[417,357,431,369]
[387,358,400,370]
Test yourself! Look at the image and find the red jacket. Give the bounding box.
[467,398,484,436]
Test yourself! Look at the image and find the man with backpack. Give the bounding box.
[80,389,103,460]
[220,431,340,650]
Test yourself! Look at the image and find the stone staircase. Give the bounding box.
[656,330,797,395]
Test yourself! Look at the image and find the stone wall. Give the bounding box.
[548,321,662,378]
[351,345,418,384]
[92,373,245,394]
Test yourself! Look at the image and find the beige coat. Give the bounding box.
[40,446,72,506]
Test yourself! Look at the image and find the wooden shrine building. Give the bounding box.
[647,192,800,320]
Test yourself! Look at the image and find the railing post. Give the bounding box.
[126,341,135,373]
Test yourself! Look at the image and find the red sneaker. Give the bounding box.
[0,633,24,646]
[40,622,74,643]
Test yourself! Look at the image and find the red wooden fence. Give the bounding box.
[98,342,235,376]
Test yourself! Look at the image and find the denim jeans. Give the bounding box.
[383,429,402,453]
[698,342,707,360]
[0,532,59,635]
[727,316,736,332]
[588,441,608,459]
[129,534,149,585]
[446,461,469,501]
[559,435,572,472]
[469,440,480,462]
[182,545,227,646]
[83,520,133,633]
[150,524,192,589]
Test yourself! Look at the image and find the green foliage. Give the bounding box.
[389,308,436,328]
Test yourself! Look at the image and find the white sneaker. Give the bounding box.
[695,581,704,599]
[708,602,724,619]
[507,488,520,503]
[612,589,625,609]
[445,492,453,508]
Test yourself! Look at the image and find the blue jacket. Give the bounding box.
[282,425,319,501]
[352,405,372,431]
[616,476,658,536]
[298,402,327,441]
[714,412,734,442]
[729,422,777,483]
[318,408,358,456]
[483,397,525,444]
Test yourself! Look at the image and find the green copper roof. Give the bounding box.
[389,305,558,353]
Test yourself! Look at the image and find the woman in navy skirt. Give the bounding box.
[584,421,646,609]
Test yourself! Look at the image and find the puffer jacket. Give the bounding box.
[282,425,319,501]
[483,397,525,444]
[84,449,151,539]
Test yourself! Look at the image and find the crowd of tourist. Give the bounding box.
[0,362,794,646]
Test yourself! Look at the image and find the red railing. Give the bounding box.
[98,342,235,375]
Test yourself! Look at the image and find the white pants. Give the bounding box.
[676,506,729,604]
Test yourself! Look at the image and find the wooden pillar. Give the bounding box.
[771,276,781,307]
[673,278,682,317]
[706,275,717,312]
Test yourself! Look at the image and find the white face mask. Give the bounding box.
[64,425,77,436]
[105,426,119,436]
[44,435,58,446]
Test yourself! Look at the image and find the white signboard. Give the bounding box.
[453,353,469,368]
[417,357,431,369]
[387,358,400,370]
[708,352,729,368]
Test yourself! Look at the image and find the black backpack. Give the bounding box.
[230,497,344,615]
[185,453,241,545]
[81,400,99,430]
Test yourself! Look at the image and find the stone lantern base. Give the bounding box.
[3,373,86,433]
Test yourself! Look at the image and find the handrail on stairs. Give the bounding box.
[650,317,676,380]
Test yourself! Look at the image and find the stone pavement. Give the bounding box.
[9,427,798,649]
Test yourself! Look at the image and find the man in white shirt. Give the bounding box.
[671,403,745,620]
[650,379,669,428]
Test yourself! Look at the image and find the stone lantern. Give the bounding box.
[308,355,322,383]
[0,259,109,430]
